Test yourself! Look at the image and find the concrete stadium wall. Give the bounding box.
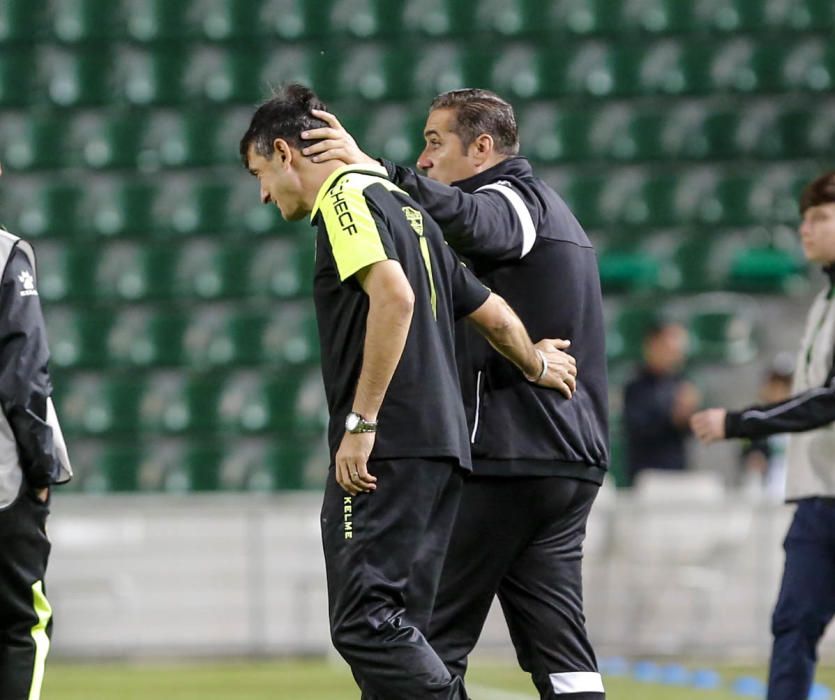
[43,486,834,661]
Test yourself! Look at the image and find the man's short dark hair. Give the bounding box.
[239,83,329,167]
[429,88,519,156]
[800,171,835,214]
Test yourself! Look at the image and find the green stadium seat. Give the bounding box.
[695,0,767,33]
[0,114,66,171]
[11,182,85,239]
[95,243,178,301]
[563,44,643,97]
[620,0,694,34]
[108,309,190,367]
[600,109,670,162]
[401,0,474,37]
[92,443,144,492]
[137,439,225,492]
[56,374,144,437]
[123,0,193,42]
[726,247,806,294]
[89,179,161,237]
[60,440,143,492]
[697,175,760,227]
[262,437,327,490]
[42,47,114,106]
[272,301,319,365]
[166,181,234,235]
[218,367,328,435]
[518,105,592,163]
[262,0,328,40]
[489,45,558,100]
[0,0,48,42]
[688,305,758,364]
[786,0,835,30]
[217,436,326,490]
[140,372,224,435]
[198,0,263,40]
[327,0,402,39]
[359,106,426,165]
[192,47,265,104]
[762,105,816,159]
[75,111,150,170]
[35,244,99,302]
[323,45,417,101]
[638,41,715,95]
[255,238,314,299]
[470,0,545,37]
[44,307,113,368]
[121,48,189,106]
[598,250,662,295]
[547,0,622,35]
[560,174,607,229]
[50,0,123,42]
[0,49,37,106]
[142,110,222,168]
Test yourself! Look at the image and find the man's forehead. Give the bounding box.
[424,108,456,135]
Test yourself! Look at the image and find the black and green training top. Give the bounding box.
[309,164,490,469]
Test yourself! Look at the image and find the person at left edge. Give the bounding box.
[0,159,73,700]
[240,84,578,700]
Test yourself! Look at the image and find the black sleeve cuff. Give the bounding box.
[725,410,744,439]
[379,158,398,182]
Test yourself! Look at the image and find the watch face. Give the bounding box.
[345,413,360,431]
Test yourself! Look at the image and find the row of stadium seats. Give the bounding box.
[0,167,812,242]
[62,435,327,492]
[36,239,313,303]
[29,229,802,312]
[44,302,320,369]
[41,295,760,372]
[4,98,835,174]
[53,367,328,439]
[2,36,835,107]
[3,0,833,45]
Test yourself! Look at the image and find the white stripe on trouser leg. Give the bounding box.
[549,671,605,694]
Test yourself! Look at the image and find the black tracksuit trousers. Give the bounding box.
[321,458,468,700]
[429,475,604,700]
[0,488,52,700]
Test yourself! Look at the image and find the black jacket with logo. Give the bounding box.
[382,157,608,483]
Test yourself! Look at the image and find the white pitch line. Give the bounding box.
[467,683,536,700]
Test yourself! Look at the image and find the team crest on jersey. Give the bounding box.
[17,270,38,297]
[402,207,423,236]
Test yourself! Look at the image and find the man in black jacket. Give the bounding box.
[0,161,72,700]
[302,89,608,699]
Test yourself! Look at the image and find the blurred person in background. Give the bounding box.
[239,84,578,700]
[692,171,835,700]
[622,320,701,487]
[0,160,73,700]
[301,88,608,700]
[736,355,794,500]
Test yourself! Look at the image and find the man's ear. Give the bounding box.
[273,138,295,167]
[470,133,494,166]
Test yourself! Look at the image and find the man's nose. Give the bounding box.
[260,186,271,204]
[416,151,432,172]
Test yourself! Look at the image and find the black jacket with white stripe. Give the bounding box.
[382,156,608,483]
[725,265,835,501]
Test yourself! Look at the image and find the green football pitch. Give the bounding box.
[40,657,835,700]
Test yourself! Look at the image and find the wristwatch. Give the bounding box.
[345,411,378,434]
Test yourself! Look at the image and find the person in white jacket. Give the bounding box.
[692,170,835,700]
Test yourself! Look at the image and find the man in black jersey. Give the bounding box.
[240,84,578,700]
[302,89,609,699]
